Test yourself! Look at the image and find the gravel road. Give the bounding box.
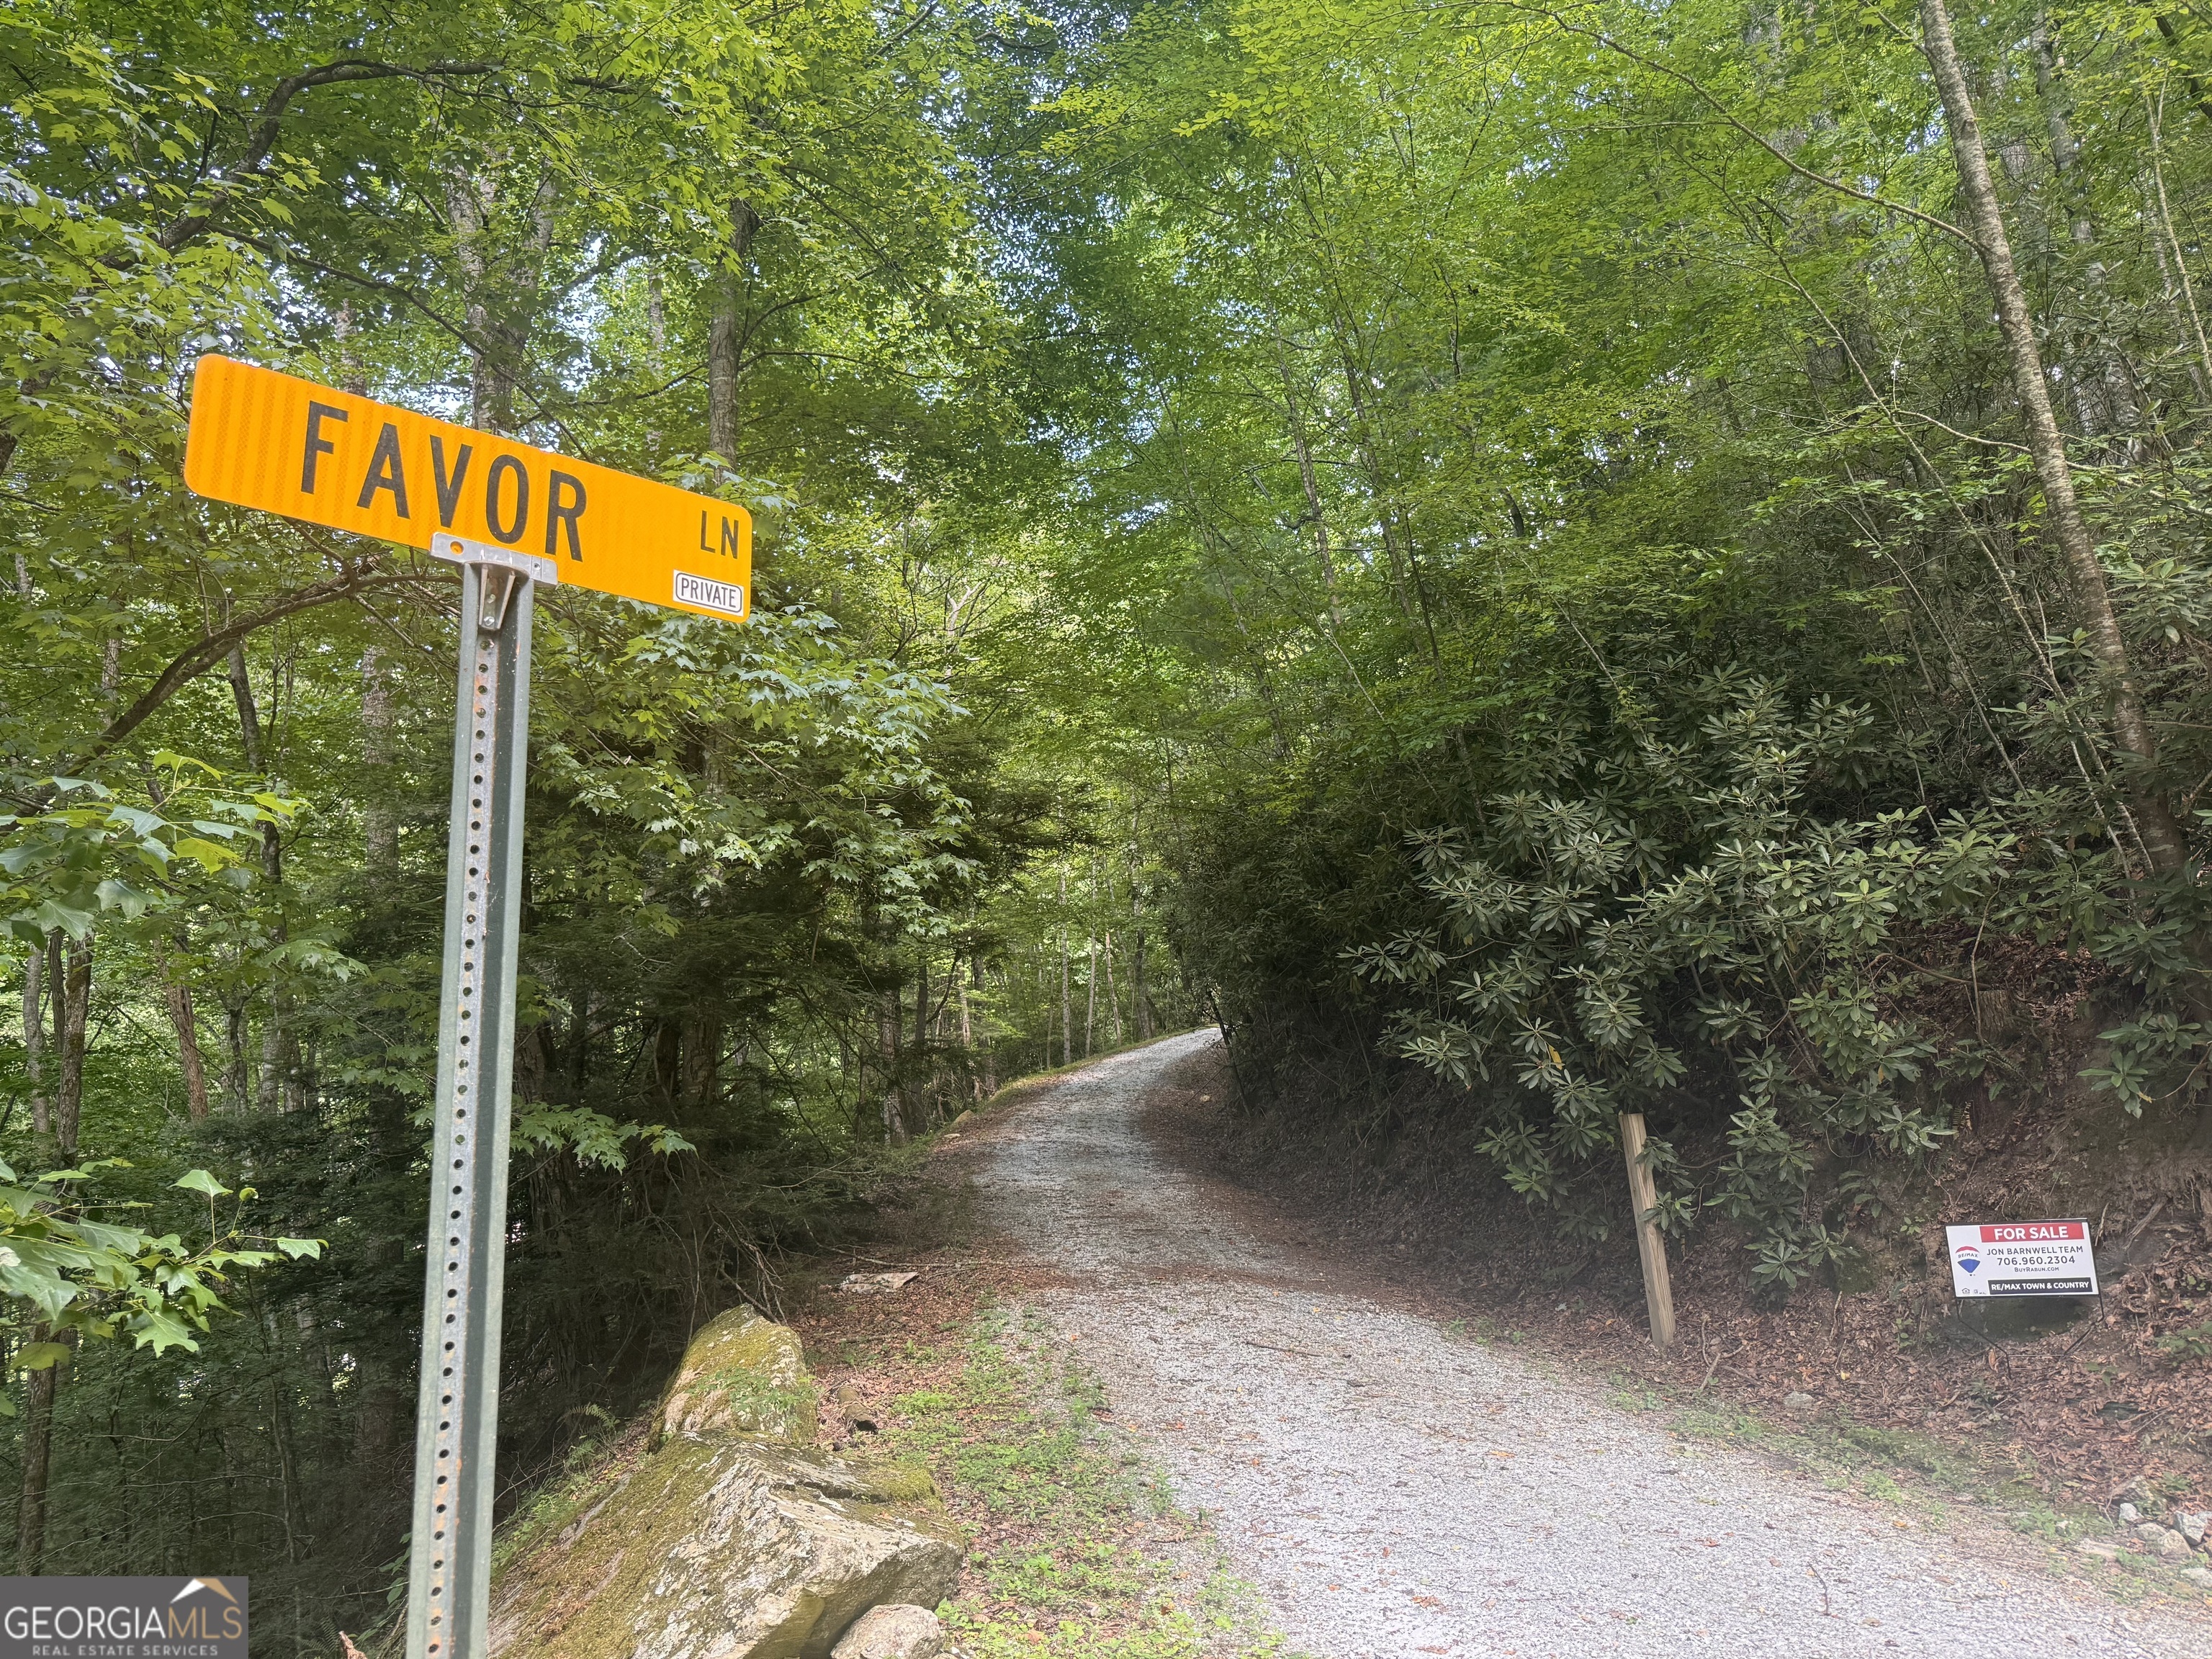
[976,1030,2211,1658]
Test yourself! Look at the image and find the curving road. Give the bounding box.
[974,1029,2209,1659]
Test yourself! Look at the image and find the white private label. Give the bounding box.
[673,571,746,617]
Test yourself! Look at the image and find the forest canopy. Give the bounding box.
[6,0,2212,1649]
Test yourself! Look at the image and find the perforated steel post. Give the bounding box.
[406,557,534,1659]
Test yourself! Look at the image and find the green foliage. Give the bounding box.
[997,0,2212,1282]
[0,0,1166,1648]
[0,1156,306,1370]
[2154,1319,2212,1363]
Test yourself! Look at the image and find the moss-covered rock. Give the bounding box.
[658,1304,817,1445]
[488,1437,958,1659]
[488,1307,958,1659]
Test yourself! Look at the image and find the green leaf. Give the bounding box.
[275,1238,324,1260]
[11,1342,71,1372]
[173,1169,230,1198]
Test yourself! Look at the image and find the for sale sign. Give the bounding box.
[1946,1220,2099,1298]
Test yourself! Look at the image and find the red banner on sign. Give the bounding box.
[1978,1221,2086,1243]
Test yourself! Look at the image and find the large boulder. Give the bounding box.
[490,1308,959,1659]
[657,1305,816,1444]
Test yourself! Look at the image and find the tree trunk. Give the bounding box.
[361,646,396,872]
[1102,931,1122,1046]
[1274,338,1344,628]
[707,200,762,463]
[160,946,211,1122]
[449,156,557,433]
[645,266,668,454]
[1917,0,2186,873]
[680,1011,721,1112]
[1058,863,1073,1067]
[1083,935,1097,1058]
[911,953,930,1128]
[878,986,906,1146]
[2028,15,2138,443]
[957,961,976,1100]
[1130,861,1154,1041]
[1334,338,1424,631]
[14,1333,71,1573]
[649,1019,683,1105]
[22,940,48,1133]
[222,997,249,1114]
[229,637,291,1111]
[54,937,90,1157]
[974,958,996,1097]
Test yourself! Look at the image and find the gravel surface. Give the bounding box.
[978,1030,2212,1658]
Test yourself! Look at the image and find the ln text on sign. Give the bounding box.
[1946,1220,2098,1298]
[184,356,752,621]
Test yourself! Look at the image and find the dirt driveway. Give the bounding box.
[973,1030,2210,1658]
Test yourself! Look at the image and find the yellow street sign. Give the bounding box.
[183,355,752,621]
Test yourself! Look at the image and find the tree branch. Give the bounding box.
[64,565,431,775]
[1437,1,1980,250]
[157,60,502,253]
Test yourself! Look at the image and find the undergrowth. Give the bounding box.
[884,1308,1287,1659]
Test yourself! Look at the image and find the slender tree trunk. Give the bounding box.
[680,1012,721,1111]
[2028,15,2137,442]
[1130,859,1154,1040]
[1058,863,1073,1067]
[448,163,505,430]
[1084,935,1097,1058]
[22,940,48,1132]
[1102,930,1122,1046]
[957,959,974,1097]
[974,958,996,1097]
[878,986,905,1146]
[449,158,555,433]
[1918,0,2186,872]
[158,943,211,1122]
[707,199,762,464]
[1274,338,1344,628]
[912,953,930,1128]
[222,998,248,1114]
[14,1333,71,1573]
[54,938,90,1156]
[649,1020,683,1105]
[228,637,292,1110]
[1334,340,1423,629]
[361,647,396,872]
[644,267,668,454]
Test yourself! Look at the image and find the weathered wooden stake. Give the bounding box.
[1618,1112,1677,1350]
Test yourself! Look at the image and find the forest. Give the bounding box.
[5,0,2212,1650]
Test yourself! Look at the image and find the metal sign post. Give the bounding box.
[404,553,534,1659]
[178,356,757,1659]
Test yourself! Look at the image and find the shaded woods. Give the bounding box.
[6,0,2212,1647]
[0,3,1184,1650]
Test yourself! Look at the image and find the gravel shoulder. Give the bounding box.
[971,1030,2212,1659]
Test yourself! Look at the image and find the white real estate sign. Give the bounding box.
[1946,1220,2099,1298]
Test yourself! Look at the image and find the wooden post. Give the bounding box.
[1618,1112,1677,1350]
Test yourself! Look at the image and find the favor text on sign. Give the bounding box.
[184,356,751,622]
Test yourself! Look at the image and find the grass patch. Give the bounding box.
[880,1307,1286,1659]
